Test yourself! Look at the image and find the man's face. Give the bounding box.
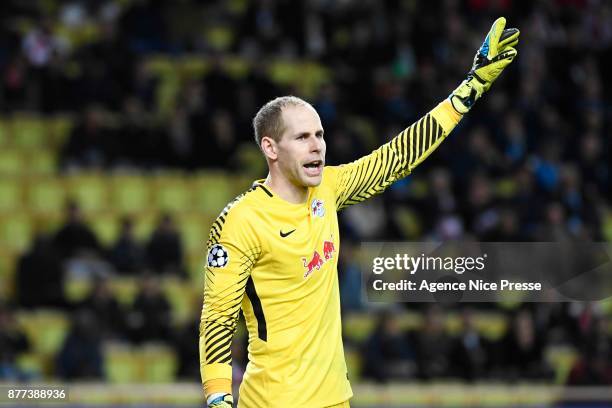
[275,104,326,187]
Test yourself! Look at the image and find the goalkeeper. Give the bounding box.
[202,18,519,408]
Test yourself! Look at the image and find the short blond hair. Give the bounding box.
[252,96,311,147]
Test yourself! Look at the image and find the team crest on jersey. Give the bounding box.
[311,199,325,217]
[207,244,229,268]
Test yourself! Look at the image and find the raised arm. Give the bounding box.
[330,17,519,211]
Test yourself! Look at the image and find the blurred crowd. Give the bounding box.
[356,305,612,385]
[0,0,611,387]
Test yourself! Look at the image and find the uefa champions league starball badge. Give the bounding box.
[207,244,229,268]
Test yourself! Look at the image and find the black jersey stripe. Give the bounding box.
[245,276,267,342]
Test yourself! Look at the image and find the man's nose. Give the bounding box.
[310,136,322,152]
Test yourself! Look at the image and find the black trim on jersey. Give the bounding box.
[254,184,273,197]
[245,276,267,341]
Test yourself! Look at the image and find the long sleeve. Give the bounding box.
[200,203,260,396]
[329,99,462,210]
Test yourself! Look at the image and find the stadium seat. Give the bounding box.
[546,345,578,384]
[0,178,23,213]
[48,115,74,149]
[16,310,69,356]
[153,175,193,212]
[192,173,234,214]
[180,56,210,78]
[133,211,157,241]
[0,248,15,280]
[105,343,178,383]
[16,352,47,378]
[222,57,250,79]
[110,176,152,214]
[0,250,15,302]
[205,27,234,52]
[343,313,376,343]
[26,177,67,215]
[0,118,9,147]
[27,150,56,175]
[109,277,138,306]
[0,149,27,175]
[104,343,141,383]
[155,67,180,115]
[90,212,120,245]
[393,207,421,239]
[64,276,93,304]
[178,213,210,253]
[11,116,47,150]
[186,250,205,283]
[473,312,508,340]
[67,174,109,213]
[344,347,363,381]
[396,312,423,331]
[233,144,268,179]
[141,344,178,382]
[603,211,612,242]
[0,213,33,252]
[161,276,198,326]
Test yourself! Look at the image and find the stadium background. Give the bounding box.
[0,0,611,406]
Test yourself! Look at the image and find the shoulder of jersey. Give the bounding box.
[207,183,272,246]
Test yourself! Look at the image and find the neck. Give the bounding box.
[263,173,308,204]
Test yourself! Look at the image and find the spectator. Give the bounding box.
[126,275,171,343]
[21,19,63,68]
[16,233,65,309]
[338,240,363,312]
[172,316,199,380]
[413,306,451,380]
[567,316,612,385]
[0,305,30,380]
[362,311,415,382]
[496,309,553,381]
[145,214,184,276]
[108,216,145,274]
[56,310,104,380]
[60,106,117,170]
[53,201,101,261]
[79,279,124,340]
[449,308,491,381]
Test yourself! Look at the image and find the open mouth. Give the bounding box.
[303,160,323,176]
[304,160,322,169]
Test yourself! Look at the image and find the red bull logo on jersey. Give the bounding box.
[302,235,336,278]
[311,199,325,217]
[322,239,335,261]
[302,251,324,277]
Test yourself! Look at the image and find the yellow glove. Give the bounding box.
[449,17,519,114]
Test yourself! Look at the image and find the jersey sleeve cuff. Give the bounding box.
[201,362,232,383]
[431,99,463,134]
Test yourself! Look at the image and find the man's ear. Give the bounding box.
[261,136,278,160]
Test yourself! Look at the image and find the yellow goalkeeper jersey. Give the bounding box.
[201,100,461,408]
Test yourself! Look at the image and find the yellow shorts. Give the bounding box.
[326,401,350,408]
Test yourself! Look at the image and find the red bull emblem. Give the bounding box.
[302,235,336,278]
[322,239,335,261]
[302,251,324,278]
[311,199,325,217]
